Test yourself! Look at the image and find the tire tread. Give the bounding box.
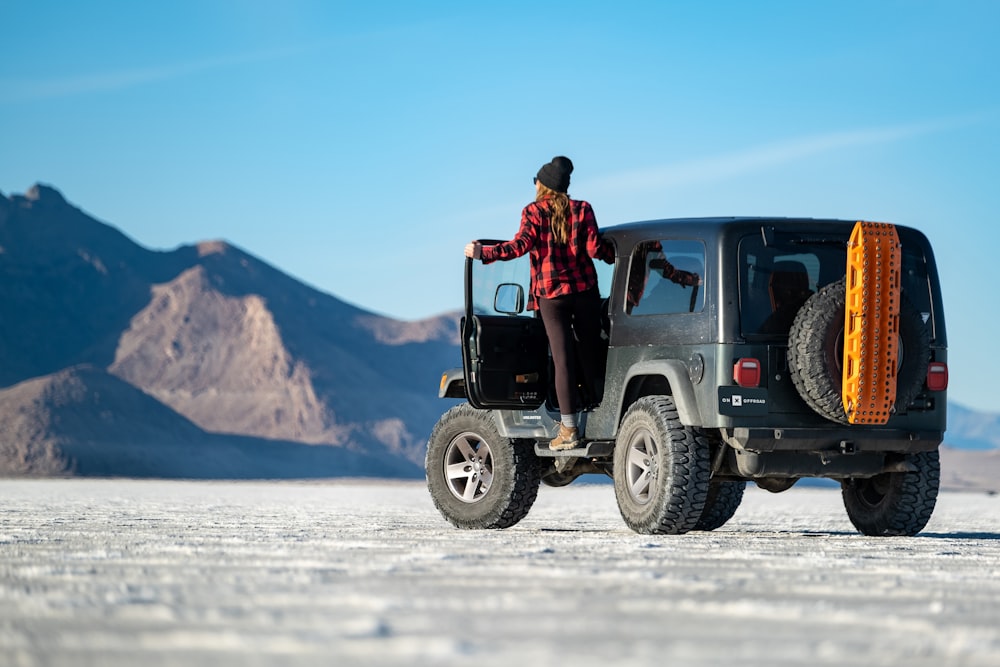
[613,396,710,535]
[425,403,541,530]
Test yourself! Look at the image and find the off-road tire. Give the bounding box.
[788,276,930,424]
[841,450,940,536]
[613,396,710,535]
[426,403,541,529]
[694,479,746,531]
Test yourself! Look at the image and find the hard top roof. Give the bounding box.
[599,216,929,245]
[603,216,862,233]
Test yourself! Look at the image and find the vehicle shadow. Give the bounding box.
[788,529,1000,541]
[535,528,1000,539]
[918,531,1000,541]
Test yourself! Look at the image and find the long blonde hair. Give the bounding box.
[536,184,570,244]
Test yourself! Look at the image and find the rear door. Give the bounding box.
[462,241,548,409]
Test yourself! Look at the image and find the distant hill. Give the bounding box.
[0,184,461,478]
[939,446,1000,494]
[0,183,995,484]
[943,403,1000,450]
[0,365,418,478]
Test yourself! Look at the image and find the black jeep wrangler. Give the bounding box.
[426,218,948,536]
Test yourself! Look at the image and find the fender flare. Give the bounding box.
[618,359,703,426]
[438,367,466,398]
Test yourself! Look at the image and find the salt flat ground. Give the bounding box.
[1,479,998,667]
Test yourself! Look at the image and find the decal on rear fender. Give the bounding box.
[718,386,768,416]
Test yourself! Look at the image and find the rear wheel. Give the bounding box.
[426,403,541,529]
[841,450,940,536]
[694,479,746,531]
[613,396,710,535]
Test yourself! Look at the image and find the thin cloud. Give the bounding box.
[0,45,315,104]
[440,113,994,235]
[586,116,984,195]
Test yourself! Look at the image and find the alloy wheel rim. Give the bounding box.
[625,427,660,504]
[443,432,494,503]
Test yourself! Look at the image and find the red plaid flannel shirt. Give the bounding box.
[481,198,615,310]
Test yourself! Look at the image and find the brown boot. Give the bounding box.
[549,424,579,451]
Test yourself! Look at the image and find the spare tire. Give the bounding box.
[787,276,930,424]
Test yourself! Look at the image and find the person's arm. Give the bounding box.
[582,203,615,264]
[652,258,700,287]
[594,234,615,264]
[477,208,537,264]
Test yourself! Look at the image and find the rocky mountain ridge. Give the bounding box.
[0,364,421,478]
[0,183,995,486]
[0,184,461,478]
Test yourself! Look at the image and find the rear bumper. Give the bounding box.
[724,427,944,454]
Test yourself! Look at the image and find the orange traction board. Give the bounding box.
[842,221,901,425]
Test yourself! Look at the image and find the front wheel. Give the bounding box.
[425,403,541,529]
[841,450,940,536]
[613,396,711,534]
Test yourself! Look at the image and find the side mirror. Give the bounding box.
[494,283,525,315]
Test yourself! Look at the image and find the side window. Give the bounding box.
[626,240,705,315]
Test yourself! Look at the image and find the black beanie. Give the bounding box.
[536,155,574,193]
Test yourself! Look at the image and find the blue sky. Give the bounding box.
[2,1,998,412]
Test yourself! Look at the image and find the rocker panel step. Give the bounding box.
[534,441,615,458]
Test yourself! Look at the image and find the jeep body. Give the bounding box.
[426,217,947,536]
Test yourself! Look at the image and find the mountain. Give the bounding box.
[939,405,1000,493]
[0,184,461,478]
[0,183,996,485]
[939,446,1000,494]
[942,403,1000,451]
[0,365,418,478]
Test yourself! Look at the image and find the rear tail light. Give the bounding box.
[733,358,761,388]
[926,362,948,392]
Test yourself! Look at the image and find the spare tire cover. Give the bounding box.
[787,276,930,424]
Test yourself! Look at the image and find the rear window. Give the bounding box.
[739,231,936,340]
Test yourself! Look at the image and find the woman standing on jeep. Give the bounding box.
[465,156,614,451]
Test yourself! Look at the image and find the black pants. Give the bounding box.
[537,287,604,417]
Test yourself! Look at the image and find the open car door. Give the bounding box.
[462,241,549,410]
